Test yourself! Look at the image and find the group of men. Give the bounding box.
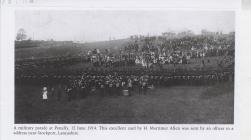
[85,32,234,69]
[15,32,235,102]
[37,70,234,102]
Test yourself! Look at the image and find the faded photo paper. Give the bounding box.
[14,10,235,124]
[4,0,251,140]
[242,0,251,10]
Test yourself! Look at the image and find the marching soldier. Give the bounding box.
[115,80,121,96]
[142,80,148,95]
[128,78,133,96]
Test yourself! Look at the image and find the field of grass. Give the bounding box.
[15,82,234,124]
[15,39,130,59]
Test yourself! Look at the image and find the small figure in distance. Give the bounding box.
[42,87,48,103]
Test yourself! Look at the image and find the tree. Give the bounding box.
[16,28,27,41]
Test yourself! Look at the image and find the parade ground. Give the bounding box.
[15,82,234,124]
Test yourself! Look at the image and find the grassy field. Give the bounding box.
[15,39,130,59]
[15,82,234,124]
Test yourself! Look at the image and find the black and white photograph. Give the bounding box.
[14,10,235,124]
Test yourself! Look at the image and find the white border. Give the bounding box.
[1,0,249,139]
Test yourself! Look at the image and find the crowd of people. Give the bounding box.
[15,33,235,75]
[15,32,235,102]
[86,33,234,68]
[17,70,234,102]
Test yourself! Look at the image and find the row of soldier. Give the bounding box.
[28,71,235,102]
[17,71,234,86]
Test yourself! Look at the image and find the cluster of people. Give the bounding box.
[15,32,235,76]
[34,70,234,102]
[40,73,149,102]
[85,33,234,68]
[15,32,235,102]
[126,32,234,55]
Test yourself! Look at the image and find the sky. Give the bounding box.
[15,10,235,42]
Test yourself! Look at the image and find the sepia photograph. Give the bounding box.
[14,10,235,124]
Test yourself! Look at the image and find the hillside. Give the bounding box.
[15,38,131,60]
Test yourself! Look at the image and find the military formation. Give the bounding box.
[16,69,234,102]
[15,32,235,102]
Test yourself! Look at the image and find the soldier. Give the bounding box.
[128,78,133,96]
[100,82,105,97]
[80,82,87,98]
[163,75,168,86]
[115,80,121,96]
[210,74,215,85]
[142,80,148,95]
[133,76,139,93]
[66,86,73,101]
[138,76,144,94]
[187,75,191,86]
[108,81,113,96]
[104,80,109,96]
